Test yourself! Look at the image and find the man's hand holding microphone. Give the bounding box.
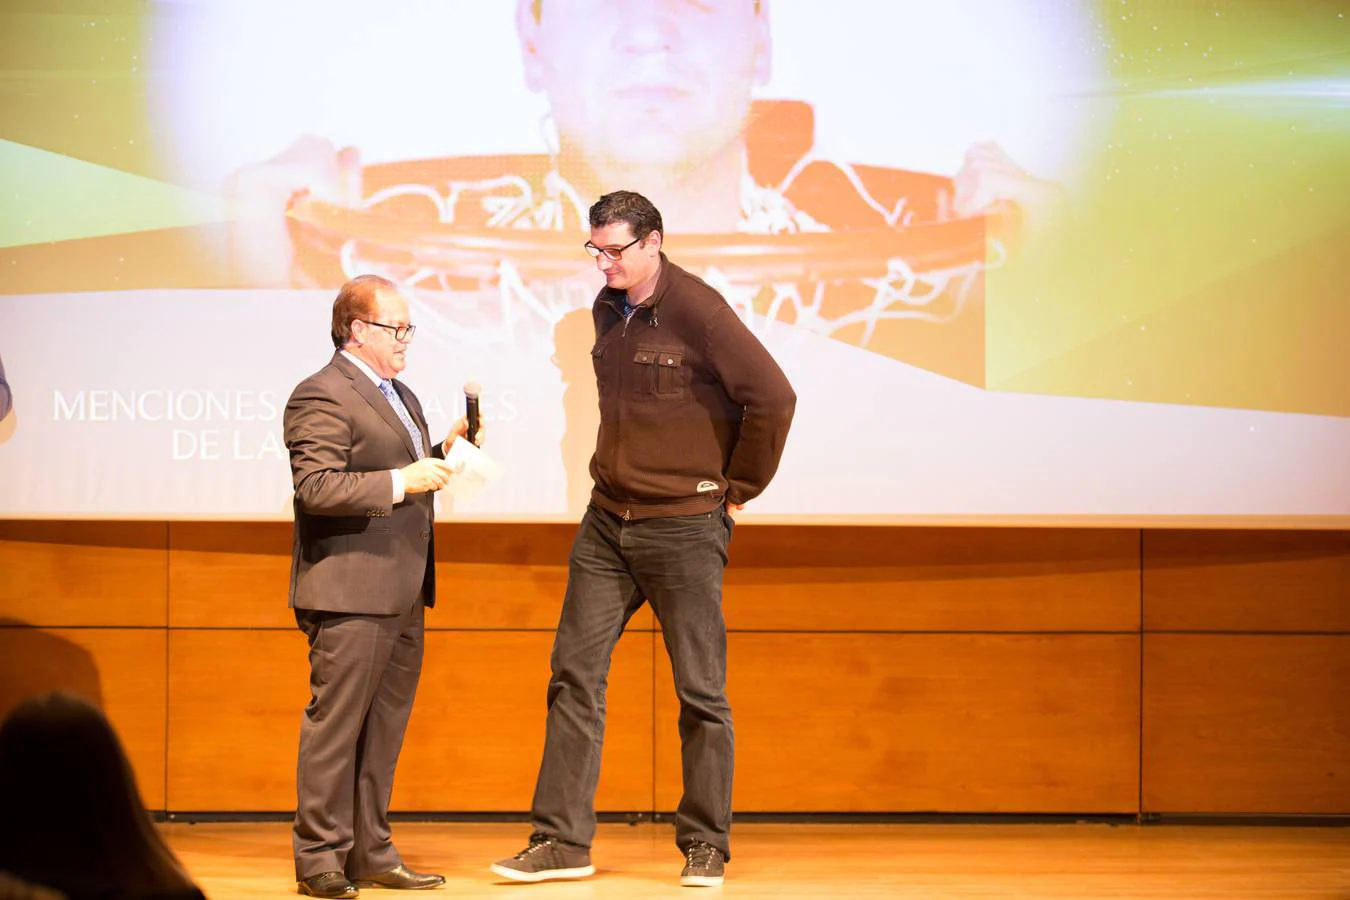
[401,381,485,494]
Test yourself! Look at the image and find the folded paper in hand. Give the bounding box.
[444,437,504,504]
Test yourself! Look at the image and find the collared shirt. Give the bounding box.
[340,350,408,504]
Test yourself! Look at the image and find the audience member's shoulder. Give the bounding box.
[0,872,65,900]
[138,889,207,900]
[1,877,205,900]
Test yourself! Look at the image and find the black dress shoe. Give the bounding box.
[297,872,360,899]
[352,864,445,890]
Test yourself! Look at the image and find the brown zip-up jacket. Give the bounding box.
[588,254,797,520]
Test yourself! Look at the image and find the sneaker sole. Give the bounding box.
[680,874,724,887]
[489,863,596,883]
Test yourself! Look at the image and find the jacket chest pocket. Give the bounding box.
[632,347,686,399]
[591,342,607,390]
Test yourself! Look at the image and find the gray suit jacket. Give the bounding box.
[284,352,441,614]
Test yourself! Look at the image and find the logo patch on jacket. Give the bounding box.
[696,481,719,493]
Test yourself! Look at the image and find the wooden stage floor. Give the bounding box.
[162,821,1350,899]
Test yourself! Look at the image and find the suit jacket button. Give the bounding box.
[420,531,430,540]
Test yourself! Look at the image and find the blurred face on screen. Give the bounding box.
[349,289,413,380]
[517,0,771,180]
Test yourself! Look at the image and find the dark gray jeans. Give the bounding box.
[530,503,735,859]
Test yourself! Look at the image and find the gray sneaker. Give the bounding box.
[680,841,725,887]
[490,834,596,883]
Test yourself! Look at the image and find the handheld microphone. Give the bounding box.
[463,381,481,446]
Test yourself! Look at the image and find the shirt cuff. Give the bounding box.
[390,468,405,504]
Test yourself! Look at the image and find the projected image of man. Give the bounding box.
[224,0,1065,284]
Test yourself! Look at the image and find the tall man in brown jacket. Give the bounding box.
[492,192,797,888]
[285,274,472,898]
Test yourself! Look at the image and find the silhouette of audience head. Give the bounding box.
[0,691,202,900]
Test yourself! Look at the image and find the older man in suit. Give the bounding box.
[285,274,470,898]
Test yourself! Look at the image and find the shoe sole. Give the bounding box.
[489,863,596,883]
[351,881,443,890]
[296,885,358,898]
[680,874,724,887]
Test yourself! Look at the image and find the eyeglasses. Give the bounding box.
[584,235,643,261]
[359,319,416,342]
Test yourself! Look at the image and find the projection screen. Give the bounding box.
[1,0,1347,525]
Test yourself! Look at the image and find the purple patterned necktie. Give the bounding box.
[378,379,425,459]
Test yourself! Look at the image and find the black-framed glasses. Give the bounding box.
[584,235,643,261]
[359,319,416,341]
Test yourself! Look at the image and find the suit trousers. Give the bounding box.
[292,598,425,879]
[529,503,736,860]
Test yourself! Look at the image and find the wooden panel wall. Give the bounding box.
[1,522,1346,815]
[1141,530,1350,813]
[0,522,169,808]
[655,526,1143,813]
